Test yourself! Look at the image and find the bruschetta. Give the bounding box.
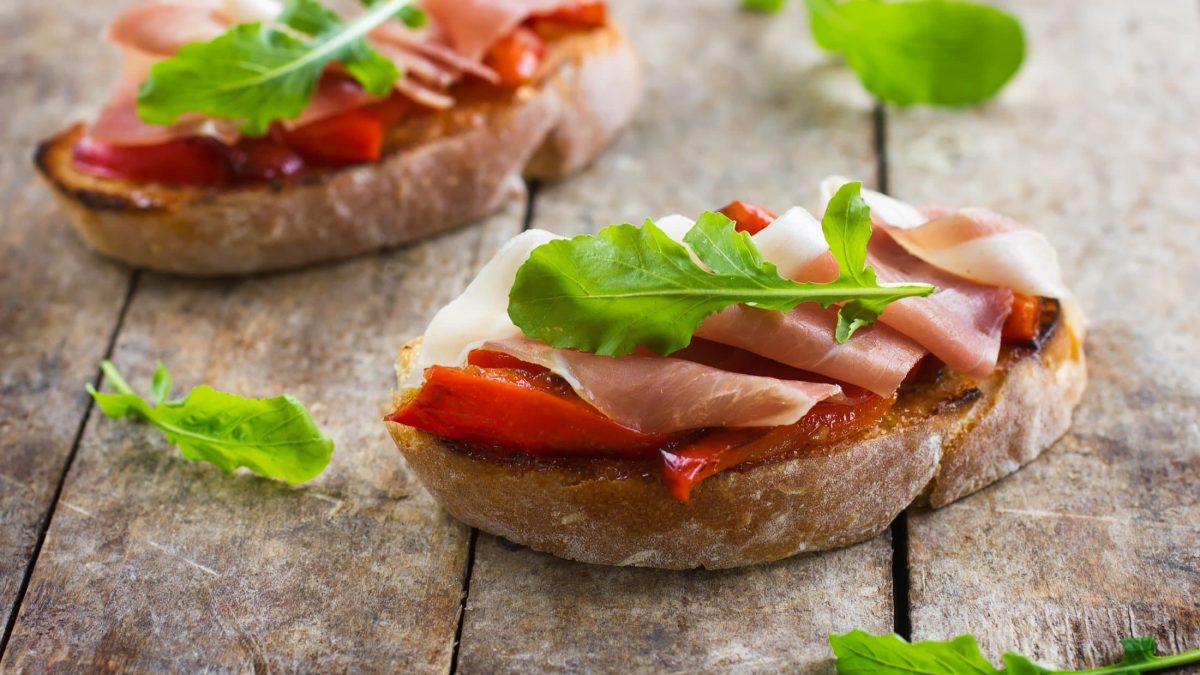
[384,177,1086,569]
[35,0,640,275]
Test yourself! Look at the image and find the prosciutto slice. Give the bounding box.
[482,338,842,434]
[420,0,568,60]
[695,305,924,397]
[660,210,927,395]
[820,176,1071,299]
[105,0,227,57]
[91,0,544,145]
[869,233,1012,378]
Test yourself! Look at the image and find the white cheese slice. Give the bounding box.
[415,229,563,375]
[819,174,928,229]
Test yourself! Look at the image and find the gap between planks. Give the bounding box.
[0,270,143,659]
[447,179,539,674]
[874,99,914,642]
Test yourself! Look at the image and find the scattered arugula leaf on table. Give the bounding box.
[507,181,933,357]
[87,360,333,484]
[137,0,424,135]
[829,629,1200,674]
[744,0,1025,106]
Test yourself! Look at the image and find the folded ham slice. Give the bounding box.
[105,0,227,57]
[90,0,563,145]
[869,233,1012,378]
[695,305,925,397]
[660,210,927,395]
[819,175,1071,300]
[421,0,567,60]
[482,338,842,434]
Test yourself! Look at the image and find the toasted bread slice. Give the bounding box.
[34,24,640,276]
[385,309,1086,570]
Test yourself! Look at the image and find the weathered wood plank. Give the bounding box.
[0,0,133,637]
[463,534,893,673]
[0,206,525,670]
[888,0,1200,667]
[457,1,893,671]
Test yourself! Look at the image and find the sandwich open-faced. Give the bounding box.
[385,177,1086,570]
[35,0,640,275]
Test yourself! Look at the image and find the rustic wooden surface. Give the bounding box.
[1,0,1198,672]
[888,0,1200,667]
[457,2,893,672]
[0,0,133,640]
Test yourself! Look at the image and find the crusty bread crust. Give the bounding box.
[34,25,640,276]
[385,315,1086,570]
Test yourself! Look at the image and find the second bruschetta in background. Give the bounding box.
[385,178,1086,569]
[35,0,641,275]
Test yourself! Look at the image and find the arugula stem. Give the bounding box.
[1058,648,1200,674]
[215,0,412,93]
[98,360,136,396]
[574,283,933,302]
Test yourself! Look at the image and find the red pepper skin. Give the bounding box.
[73,106,383,186]
[1002,293,1042,343]
[535,0,607,28]
[277,107,384,166]
[483,27,546,87]
[660,388,893,501]
[388,366,672,457]
[717,200,777,235]
[226,137,305,183]
[466,349,550,374]
[72,135,232,187]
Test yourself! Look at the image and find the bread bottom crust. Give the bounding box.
[34,25,641,276]
[386,318,1086,570]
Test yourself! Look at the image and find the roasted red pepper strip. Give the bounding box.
[484,27,546,87]
[388,365,672,457]
[72,135,232,187]
[717,200,777,235]
[277,107,384,166]
[660,388,894,501]
[1002,293,1041,343]
[535,0,607,27]
[467,348,550,374]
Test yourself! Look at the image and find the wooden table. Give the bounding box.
[2,0,1198,671]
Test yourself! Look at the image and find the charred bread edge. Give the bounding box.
[384,314,1086,570]
[33,24,640,276]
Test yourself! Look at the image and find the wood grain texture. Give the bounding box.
[455,1,891,671]
[531,0,879,230]
[887,0,1200,667]
[461,533,892,674]
[0,0,133,635]
[0,207,524,671]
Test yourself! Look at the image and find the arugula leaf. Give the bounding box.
[87,361,333,484]
[829,630,1200,674]
[822,181,893,341]
[830,630,998,674]
[803,0,1024,106]
[507,182,932,356]
[743,0,788,12]
[149,362,172,405]
[137,0,416,135]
